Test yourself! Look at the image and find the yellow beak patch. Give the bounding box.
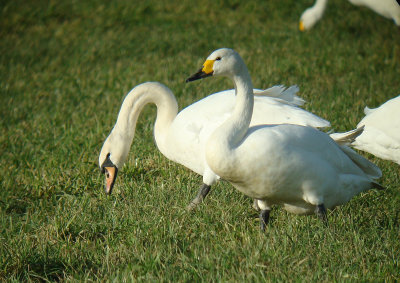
[202,60,215,75]
[299,21,305,31]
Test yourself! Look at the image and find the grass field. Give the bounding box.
[1,0,399,281]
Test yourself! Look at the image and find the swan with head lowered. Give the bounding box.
[186,48,384,229]
[99,81,335,208]
[331,95,400,165]
[299,0,400,31]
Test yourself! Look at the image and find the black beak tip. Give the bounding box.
[186,70,212,83]
[186,76,200,83]
[104,186,112,195]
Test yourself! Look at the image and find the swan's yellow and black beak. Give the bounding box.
[186,59,215,82]
[299,21,305,32]
[100,154,118,195]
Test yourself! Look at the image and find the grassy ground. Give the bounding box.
[1,0,399,281]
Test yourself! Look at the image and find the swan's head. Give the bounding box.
[99,132,130,194]
[299,8,319,31]
[299,2,326,31]
[186,48,246,82]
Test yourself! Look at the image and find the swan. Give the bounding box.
[98,82,332,208]
[331,95,400,165]
[186,48,383,229]
[299,0,400,31]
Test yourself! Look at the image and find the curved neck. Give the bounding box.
[229,72,254,145]
[206,66,254,171]
[312,0,328,14]
[110,82,178,164]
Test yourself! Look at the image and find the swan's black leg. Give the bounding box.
[315,204,328,224]
[186,184,211,211]
[259,209,271,231]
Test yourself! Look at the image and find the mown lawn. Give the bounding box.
[1,0,399,281]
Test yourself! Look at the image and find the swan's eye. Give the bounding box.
[215,57,221,61]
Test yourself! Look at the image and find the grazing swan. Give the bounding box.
[332,95,400,165]
[99,82,332,206]
[299,0,400,31]
[186,48,383,229]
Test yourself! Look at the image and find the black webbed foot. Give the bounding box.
[186,184,211,211]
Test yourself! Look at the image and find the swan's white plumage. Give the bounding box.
[99,81,330,192]
[300,0,328,31]
[194,48,381,217]
[300,0,400,31]
[351,95,400,165]
[254,85,305,106]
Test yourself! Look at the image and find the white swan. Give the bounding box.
[332,95,400,165]
[186,48,383,229]
[299,0,400,31]
[98,82,332,206]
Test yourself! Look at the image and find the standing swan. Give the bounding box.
[99,82,332,207]
[186,48,383,229]
[299,0,400,31]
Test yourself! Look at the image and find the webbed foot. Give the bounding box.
[186,184,211,211]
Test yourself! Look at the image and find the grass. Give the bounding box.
[1,0,399,281]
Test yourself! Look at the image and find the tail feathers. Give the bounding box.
[254,85,305,107]
[329,126,365,146]
[372,181,385,190]
[339,144,382,179]
[332,127,383,180]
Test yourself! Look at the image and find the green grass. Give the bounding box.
[1,0,399,281]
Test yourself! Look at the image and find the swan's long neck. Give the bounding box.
[206,67,254,176]
[229,71,254,145]
[106,82,178,167]
[311,0,328,16]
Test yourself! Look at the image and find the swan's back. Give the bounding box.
[252,95,329,128]
[165,87,330,174]
[242,125,370,177]
[255,85,305,106]
[180,86,330,130]
[254,85,330,128]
